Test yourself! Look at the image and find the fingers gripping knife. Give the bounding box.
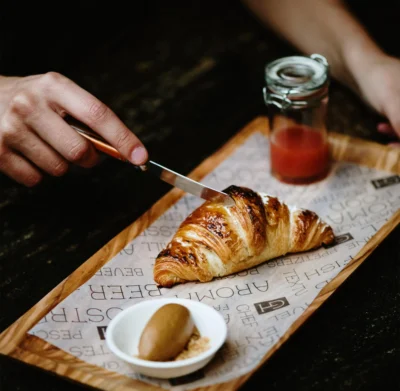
[65,115,235,207]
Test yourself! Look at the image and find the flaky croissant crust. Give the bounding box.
[154,185,334,287]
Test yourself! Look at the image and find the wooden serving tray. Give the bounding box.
[0,116,399,391]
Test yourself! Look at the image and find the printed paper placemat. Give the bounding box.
[27,129,400,390]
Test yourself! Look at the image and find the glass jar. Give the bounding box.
[263,54,331,184]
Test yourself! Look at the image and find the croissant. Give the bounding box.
[154,185,335,287]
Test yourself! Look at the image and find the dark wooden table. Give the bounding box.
[0,2,399,390]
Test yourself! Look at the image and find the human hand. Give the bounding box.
[354,54,400,147]
[0,72,148,186]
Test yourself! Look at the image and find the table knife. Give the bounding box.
[65,116,235,207]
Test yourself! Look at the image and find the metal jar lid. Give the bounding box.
[264,54,329,109]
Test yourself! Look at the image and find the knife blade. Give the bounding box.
[142,160,235,206]
[65,116,235,207]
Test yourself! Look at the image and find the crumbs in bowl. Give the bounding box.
[174,328,210,361]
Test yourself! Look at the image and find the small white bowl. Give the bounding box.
[105,298,227,379]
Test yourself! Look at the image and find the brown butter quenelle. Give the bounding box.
[138,304,195,361]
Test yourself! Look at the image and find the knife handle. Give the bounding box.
[64,115,148,171]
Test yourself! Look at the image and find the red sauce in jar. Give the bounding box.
[270,125,330,184]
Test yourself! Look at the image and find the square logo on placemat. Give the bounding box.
[371,175,400,189]
[323,232,354,248]
[253,297,289,315]
[97,326,107,340]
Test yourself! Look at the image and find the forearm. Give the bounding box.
[242,0,386,93]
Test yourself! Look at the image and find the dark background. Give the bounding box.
[0,1,399,390]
